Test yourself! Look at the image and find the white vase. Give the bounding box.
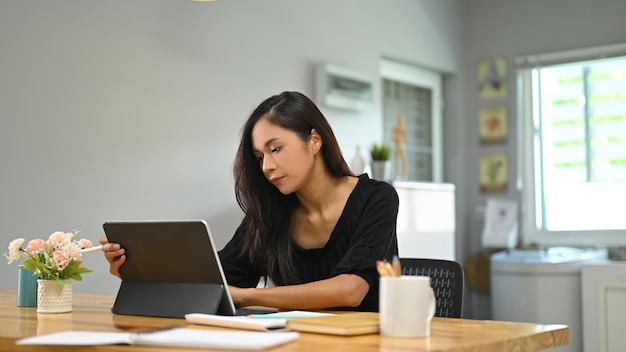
[350,145,365,175]
[37,279,72,313]
[370,160,390,181]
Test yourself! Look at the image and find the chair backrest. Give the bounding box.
[399,258,464,318]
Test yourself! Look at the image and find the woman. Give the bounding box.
[100,91,398,312]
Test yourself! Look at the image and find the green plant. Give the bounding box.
[370,143,391,161]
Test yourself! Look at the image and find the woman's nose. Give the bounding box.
[262,155,276,173]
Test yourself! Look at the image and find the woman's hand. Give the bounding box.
[98,235,126,279]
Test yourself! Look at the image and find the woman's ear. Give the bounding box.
[309,129,323,153]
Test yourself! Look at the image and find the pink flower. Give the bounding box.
[78,238,93,249]
[53,250,71,270]
[26,239,45,254]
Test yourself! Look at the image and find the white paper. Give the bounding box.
[17,328,300,350]
[133,328,299,350]
[185,313,287,331]
[185,311,334,331]
[481,198,518,249]
[17,331,132,346]
[252,310,334,319]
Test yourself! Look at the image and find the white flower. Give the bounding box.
[47,231,72,250]
[5,238,25,264]
[65,242,84,262]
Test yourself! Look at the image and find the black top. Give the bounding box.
[218,174,399,311]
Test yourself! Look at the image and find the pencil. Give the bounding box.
[376,260,393,277]
[377,259,402,277]
[392,255,401,276]
[384,260,395,276]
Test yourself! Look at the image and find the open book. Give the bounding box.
[16,328,299,350]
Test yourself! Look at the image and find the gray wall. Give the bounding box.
[461,0,626,319]
[0,1,465,298]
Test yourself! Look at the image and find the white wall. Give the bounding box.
[0,0,463,295]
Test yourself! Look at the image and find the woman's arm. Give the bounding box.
[229,273,369,310]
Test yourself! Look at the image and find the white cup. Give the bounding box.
[379,275,436,338]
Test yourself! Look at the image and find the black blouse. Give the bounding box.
[218,174,399,311]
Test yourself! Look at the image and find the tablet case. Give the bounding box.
[103,220,237,318]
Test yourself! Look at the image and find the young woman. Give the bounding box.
[100,91,398,312]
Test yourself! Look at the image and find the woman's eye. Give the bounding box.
[271,146,281,154]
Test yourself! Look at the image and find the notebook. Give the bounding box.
[285,312,380,336]
[103,220,277,319]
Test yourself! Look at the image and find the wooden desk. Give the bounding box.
[0,290,568,351]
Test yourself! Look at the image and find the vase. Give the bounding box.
[370,160,390,181]
[350,145,365,175]
[16,265,38,307]
[36,279,72,313]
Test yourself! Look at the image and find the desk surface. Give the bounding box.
[0,289,568,352]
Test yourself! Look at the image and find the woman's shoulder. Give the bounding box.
[354,174,398,201]
[356,173,396,190]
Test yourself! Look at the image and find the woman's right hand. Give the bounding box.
[98,235,126,279]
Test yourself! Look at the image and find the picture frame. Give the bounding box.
[315,63,373,111]
[479,154,508,193]
[477,57,507,99]
[479,106,508,144]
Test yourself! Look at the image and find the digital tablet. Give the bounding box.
[103,220,240,318]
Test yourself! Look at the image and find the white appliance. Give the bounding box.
[491,247,607,352]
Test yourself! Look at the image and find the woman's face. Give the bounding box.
[251,117,319,194]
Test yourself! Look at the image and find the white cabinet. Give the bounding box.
[393,181,455,260]
[582,262,626,352]
[491,248,607,352]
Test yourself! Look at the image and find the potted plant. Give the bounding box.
[369,142,391,181]
[6,231,95,313]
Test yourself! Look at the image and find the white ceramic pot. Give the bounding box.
[36,279,72,313]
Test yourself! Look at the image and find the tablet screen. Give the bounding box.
[103,220,225,284]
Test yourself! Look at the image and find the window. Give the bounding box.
[380,60,443,182]
[517,44,626,247]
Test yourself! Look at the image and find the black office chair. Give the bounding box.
[399,258,464,318]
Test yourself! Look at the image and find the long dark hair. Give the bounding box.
[233,91,352,285]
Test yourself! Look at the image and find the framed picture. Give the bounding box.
[315,63,373,111]
[479,154,508,193]
[477,57,507,99]
[479,106,508,144]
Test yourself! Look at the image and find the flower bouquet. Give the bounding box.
[6,231,94,285]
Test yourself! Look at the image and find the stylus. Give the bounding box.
[80,245,103,253]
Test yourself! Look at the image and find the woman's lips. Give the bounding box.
[270,177,284,186]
